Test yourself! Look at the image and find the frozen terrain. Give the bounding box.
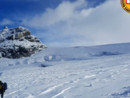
[0,43,130,98]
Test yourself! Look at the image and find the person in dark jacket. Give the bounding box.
[0,81,7,98]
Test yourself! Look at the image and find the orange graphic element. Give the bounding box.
[121,0,130,13]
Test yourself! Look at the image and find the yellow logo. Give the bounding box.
[121,0,130,13]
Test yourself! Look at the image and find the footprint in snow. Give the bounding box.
[8,64,14,66]
[85,84,92,87]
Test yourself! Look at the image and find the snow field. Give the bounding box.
[0,43,130,98]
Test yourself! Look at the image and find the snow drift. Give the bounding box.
[33,43,130,61]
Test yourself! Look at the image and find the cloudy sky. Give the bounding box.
[0,0,130,47]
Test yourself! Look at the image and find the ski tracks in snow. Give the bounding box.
[37,74,96,98]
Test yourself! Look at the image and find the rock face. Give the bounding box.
[0,26,47,58]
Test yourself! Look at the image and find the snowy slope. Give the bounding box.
[33,43,130,61]
[0,43,130,98]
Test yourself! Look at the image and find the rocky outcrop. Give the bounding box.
[0,26,47,58]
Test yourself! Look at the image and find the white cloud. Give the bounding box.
[22,0,130,47]
[0,19,14,26]
[22,0,87,28]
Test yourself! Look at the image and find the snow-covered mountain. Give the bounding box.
[34,43,130,61]
[0,26,46,58]
[0,43,130,98]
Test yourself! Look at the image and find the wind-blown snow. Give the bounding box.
[0,43,130,98]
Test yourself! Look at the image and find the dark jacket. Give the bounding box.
[0,81,5,98]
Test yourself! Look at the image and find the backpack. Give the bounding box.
[0,85,2,90]
[3,83,7,90]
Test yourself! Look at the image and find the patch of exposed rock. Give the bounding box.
[0,26,47,58]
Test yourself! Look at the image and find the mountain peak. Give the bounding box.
[4,26,8,29]
[0,26,47,58]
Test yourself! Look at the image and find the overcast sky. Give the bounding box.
[0,0,130,47]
